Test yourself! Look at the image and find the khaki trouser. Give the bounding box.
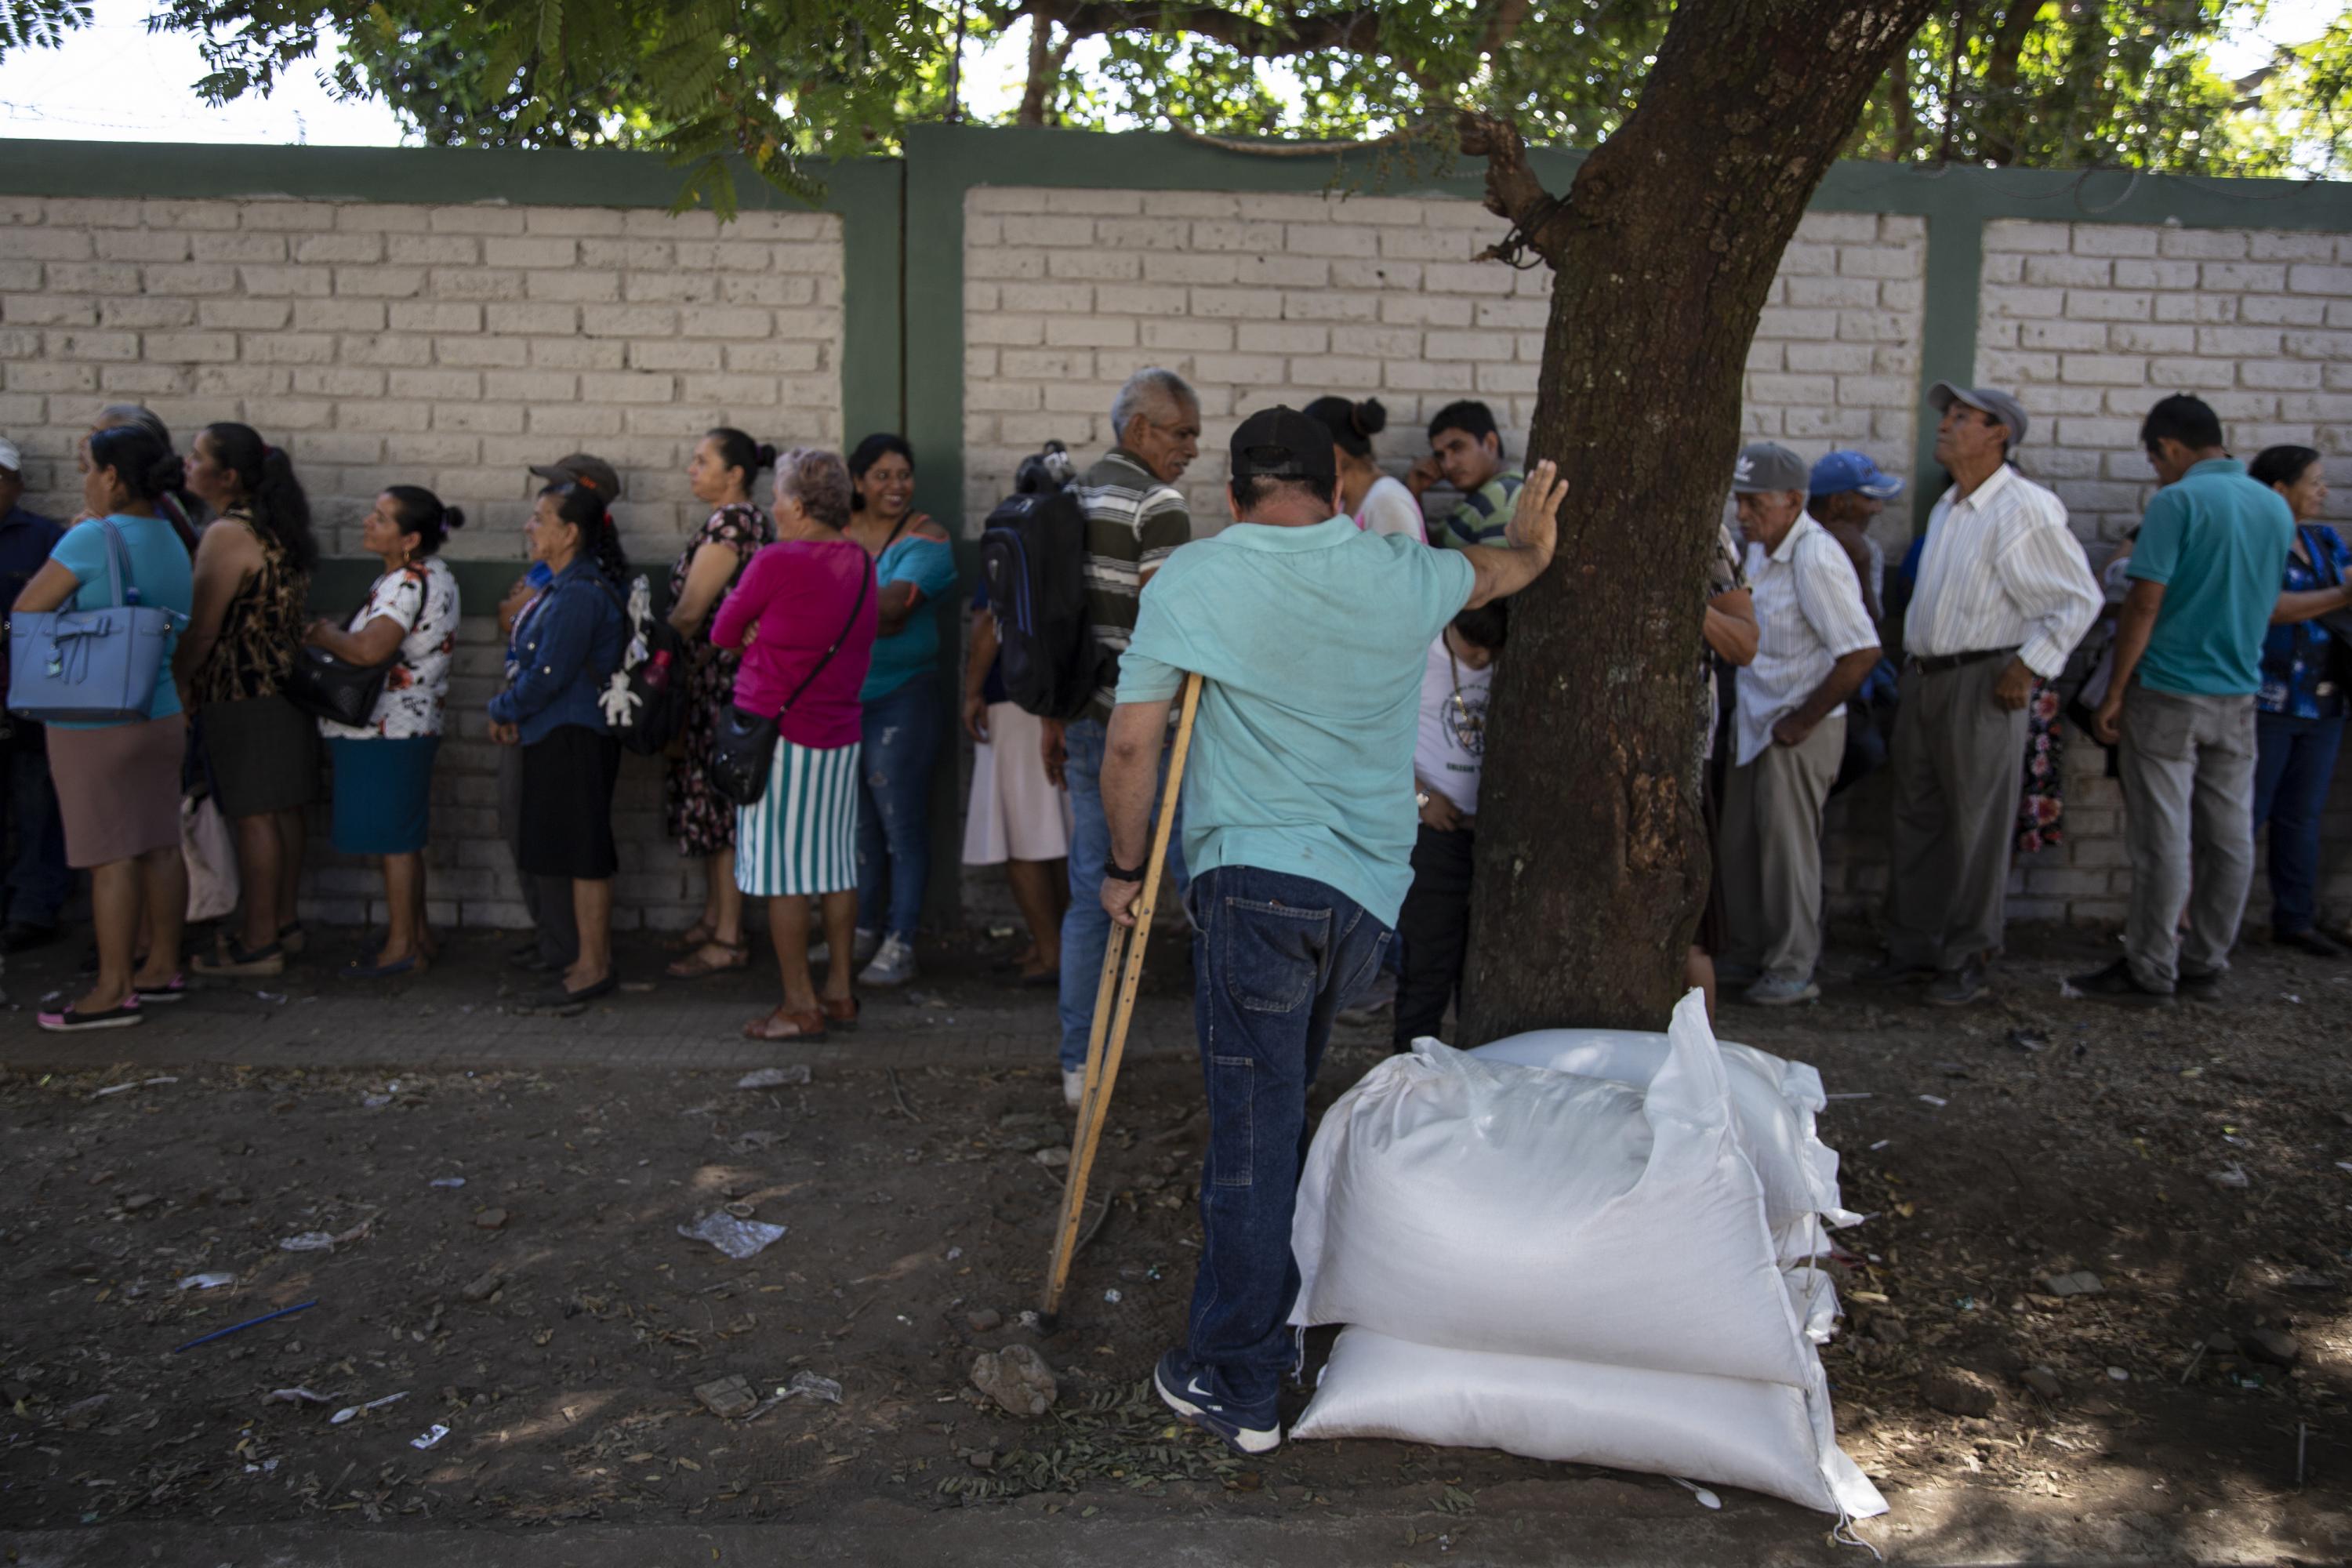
[2117,683,2257,992]
[1885,657,2031,971]
[1720,715,1845,985]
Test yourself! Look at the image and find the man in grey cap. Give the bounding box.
[497,451,624,972]
[1862,384,2098,1006]
[1720,441,1881,1006]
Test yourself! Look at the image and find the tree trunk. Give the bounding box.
[1457,0,1934,1042]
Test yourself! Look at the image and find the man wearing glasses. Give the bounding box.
[1047,368,1203,1105]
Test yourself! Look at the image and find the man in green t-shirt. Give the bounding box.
[1405,399,1524,552]
[2074,394,2292,1004]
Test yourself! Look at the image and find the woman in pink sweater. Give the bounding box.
[710,448,880,1041]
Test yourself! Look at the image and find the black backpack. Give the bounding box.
[978,443,1105,720]
[593,572,690,756]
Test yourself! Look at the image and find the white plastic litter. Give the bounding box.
[676,1210,788,1260]
[1290,991,1882,1519]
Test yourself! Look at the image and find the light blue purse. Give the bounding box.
[6,518,183,724]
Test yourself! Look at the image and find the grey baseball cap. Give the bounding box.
[1928,382,2029,448]
[1730,441,1810,495]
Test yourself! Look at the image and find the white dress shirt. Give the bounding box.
[1735,512,1880,767]
[1906,464,2101,679]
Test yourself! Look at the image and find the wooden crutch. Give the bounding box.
[1041,670,1204,1319]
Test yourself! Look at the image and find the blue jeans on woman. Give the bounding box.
[1181,865,1390,1414]
[855,673,942,941]
[1057,715,1186,1072]
[2252,708,2345,936]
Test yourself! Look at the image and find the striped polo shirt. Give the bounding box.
[1436,470,1524,551]
[1076,448,1193,720]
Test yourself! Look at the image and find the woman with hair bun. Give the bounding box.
[662,427,778,981]
[176,421,321,978]
[1305,395,1425,542]
[305,485,466,978]
[12,423,194,1029]
[487,481,630,1014]
[89,404,203,552]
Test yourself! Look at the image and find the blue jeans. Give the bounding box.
[2252,708,2345,935]
[2,739,71,927]
[855,673,942,940]
[1183,866,1391,1408]
[1057,715,1187,1072]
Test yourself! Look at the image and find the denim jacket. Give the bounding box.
[487,556,625,745]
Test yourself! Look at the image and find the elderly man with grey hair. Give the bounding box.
[1720,441,1882,1007]
[1041,367,1203,1104]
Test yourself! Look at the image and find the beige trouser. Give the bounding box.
[1884,657,2031,971]
[1720,716,1845,985]
[2116,683,2257,991]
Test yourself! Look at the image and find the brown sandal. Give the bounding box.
[666,940,750,981]
[665,920,718,953]
[821,995,859,1032]
[742,1007,826,1042]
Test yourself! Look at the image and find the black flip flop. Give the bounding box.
[38,999,145,1032]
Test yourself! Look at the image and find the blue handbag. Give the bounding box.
[5,518,183,724]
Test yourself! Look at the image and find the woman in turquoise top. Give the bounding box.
[12,424,197,1030]
[838,434,957,987]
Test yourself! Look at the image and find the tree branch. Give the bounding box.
[1457,108,1570,268]
[1042,0,1385,56]
[1479,0,1532,56]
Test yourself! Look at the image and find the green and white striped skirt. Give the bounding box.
[735,738,862,898]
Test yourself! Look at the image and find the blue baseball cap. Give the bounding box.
[1809,450,1905,501]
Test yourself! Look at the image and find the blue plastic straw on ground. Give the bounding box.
[170,1300,318,1353]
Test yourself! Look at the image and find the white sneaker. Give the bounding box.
[810,927,879,967]
[1062,1069,1086,1108]
[859,934,917,988]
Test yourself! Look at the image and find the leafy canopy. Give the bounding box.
[2,0,2347,205]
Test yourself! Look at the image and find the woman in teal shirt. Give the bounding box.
[839,434,957,988]
[13,424,196,1030]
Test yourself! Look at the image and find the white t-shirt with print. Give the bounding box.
[1415,634,1489,816]
[318,555,462,740]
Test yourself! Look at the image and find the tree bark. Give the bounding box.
[1457,0,1934,1042]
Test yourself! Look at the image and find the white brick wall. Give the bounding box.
[0,195,846,559]
[1976,219,2352,548]
[961,189,1926,546]
[0,193,846,935]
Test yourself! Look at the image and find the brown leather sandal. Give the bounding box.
[821,994,859,1033]
[666,940,750,981]
[742,1007,826,1042]
[665,920,718,953]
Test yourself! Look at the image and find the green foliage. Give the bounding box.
[2,0,2347,200]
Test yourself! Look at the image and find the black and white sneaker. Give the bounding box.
[1153,1349,1280,1455]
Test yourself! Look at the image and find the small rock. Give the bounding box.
[1918,1365,1998,1417]
[971,1344,1058,1417]
[967,1448,996,1470]
[459,1269,506,1304]
[2282,1271,2334,1291]
[474,1209,509,1231]
[693,1374,759,1419]
[2040,1270,2103,1297]
[120,1193,157,1213]
[1034,1147,1071,1169]
[737,1065,811,1090]
[2020,1367,2063,1399]
[966,1308,1003,1334]
[2208,1165,2250,1191]
[2241,1327,2301,1367]
[2105,1366,2130,1382]
[1868,1316,1908,1345]
[2205,1330,2239,1353]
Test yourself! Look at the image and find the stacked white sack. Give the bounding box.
[1288,991,1884,1518]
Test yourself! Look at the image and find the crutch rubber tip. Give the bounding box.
[1036,1311,1061,1335]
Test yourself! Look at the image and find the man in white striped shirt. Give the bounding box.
[1722,442,1882,1007]
[1864,384,2100,1006]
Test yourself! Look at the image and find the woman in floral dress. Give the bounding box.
[665,428,777,981]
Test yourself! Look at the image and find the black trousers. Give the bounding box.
[1392,823,1474,1049]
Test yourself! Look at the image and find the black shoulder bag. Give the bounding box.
[710,561,872,808]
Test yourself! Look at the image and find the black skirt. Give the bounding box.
[517,725,622,880]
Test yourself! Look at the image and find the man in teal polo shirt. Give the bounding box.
[1097,406,1565,1454]
[2077,394,2292,1003]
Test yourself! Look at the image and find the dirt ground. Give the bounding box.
[1,921,2348,1562]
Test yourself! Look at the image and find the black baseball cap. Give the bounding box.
[1230,406,1338,485]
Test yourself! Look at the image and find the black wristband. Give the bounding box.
[1106,860,1149,884]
